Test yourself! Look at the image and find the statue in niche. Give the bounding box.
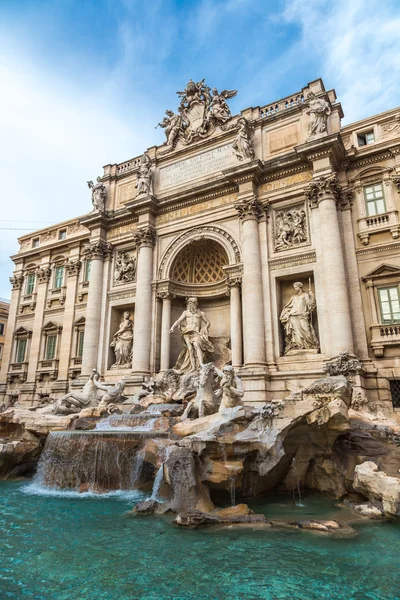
[110,311,134,367]
[135,153,152,196]
[280,282,319,354]
[232,117,254,161]
[114,251,136,283]
[306,92,331,137]
[275,208,307,250]
[87,177,106,212]
[156,110,185,150]
[169,297,215,373]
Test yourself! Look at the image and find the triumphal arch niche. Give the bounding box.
[8,74,400,412]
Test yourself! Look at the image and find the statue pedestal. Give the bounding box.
[285,349,319,356]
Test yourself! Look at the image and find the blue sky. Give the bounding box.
[1,0,400,298]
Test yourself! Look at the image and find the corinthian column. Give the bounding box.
[227,278,243,368]
[235,198,266,366]
[306,175,354,354]
[132,227,156,375]
[57,258,81,382]
[0,273,24,386]
[81,241,112,376]
[158,292,175,372]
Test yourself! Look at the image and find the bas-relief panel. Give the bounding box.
[259,171,313,195]
[156,193,237,226]
[267,123,300,155]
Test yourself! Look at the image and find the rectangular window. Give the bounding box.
[59,230,66,240]
[26,273,35,295]
[77,331,84,357]
[32,238,39,248]
[45,335,57,360]
[364,183,386,217]
[0,344,3,359]
[390,380,400,409]
[84,260,91,282]
[16,339,27,363]
[0,323,4,335]
[378,286,400,323]
[54,266,64,289]
[357,131,375,146]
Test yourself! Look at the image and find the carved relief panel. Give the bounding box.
[272,203,309,252]
[114,249,137,284]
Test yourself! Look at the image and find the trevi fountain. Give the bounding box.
[1,79,400,599]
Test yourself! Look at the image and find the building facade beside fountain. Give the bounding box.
[1,77,400,416]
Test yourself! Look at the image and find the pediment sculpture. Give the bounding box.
[156,79,237,153]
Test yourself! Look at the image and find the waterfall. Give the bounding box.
[229,474,236,507]
[291,457,303,507]
[151,465,164,500]
[33,431,146,493]
[95,415,157,431]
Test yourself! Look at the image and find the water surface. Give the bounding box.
[1,481,399,600]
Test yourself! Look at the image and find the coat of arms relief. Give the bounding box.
[156,79,238,154]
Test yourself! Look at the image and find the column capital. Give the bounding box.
[305,174,343,208]
[226,276,242,296]
[83,240,113,261]
[133,226,156,248]
[157,291,176,301]
[391,174,400,193]
[234,197,265,222]
[65,259,82,277]
[36,266,52,284]
[9,274,24,290]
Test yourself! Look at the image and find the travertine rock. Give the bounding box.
[353,461,400,516]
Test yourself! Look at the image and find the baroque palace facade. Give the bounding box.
[1,78,400,414]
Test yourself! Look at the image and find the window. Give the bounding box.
[0,323,4,335]
[16,339,27,363]
[390,380,400,409]
[364,183,386,216]
[26,273,35,295]
[84,260,91,282]
[32,238,39,248]
[76,331,84,357]
[357,131,375,146]
[0,344,3,359]
[45,335,57,360]
[59,230,66,240]
[378,286,400,323]
[54,266,64,289]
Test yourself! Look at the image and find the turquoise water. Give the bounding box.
[1,481,400,600]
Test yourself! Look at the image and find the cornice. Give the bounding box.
[356,241,400,257]
[269,250,316,271]
[156,184,237,216]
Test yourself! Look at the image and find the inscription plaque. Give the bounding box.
[158,144,238,190]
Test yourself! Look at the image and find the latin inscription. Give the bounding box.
[157,194,236,225]
[158,145,238,190]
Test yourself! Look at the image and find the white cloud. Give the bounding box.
[283,0,400,122]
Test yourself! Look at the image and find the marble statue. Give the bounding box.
[306,92,331,137]
[53,370,100,415]
[136,153,152,196]
[232,117,254,161]
[275,208,307,250]
[157,110,185,149]
[280,282,319,353]
[114,251,136,283]
[170,297,214,372]
[110,312,134,367]
[157,80,237,151]
[94,377,127,412]
[216,365,244,412]
[208,88,237,124]
[181,362,220,420]
[87,177,106,212]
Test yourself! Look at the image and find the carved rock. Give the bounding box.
[353,461,400,516]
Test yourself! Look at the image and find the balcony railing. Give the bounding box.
[370,323,400,357]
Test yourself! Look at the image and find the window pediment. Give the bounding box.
[42,321,62,333]
[363,264,400,281]
[14,326,32,338]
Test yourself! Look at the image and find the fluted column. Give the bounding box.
[26,266,52,383]
[81,241,111,376]
[0,273,24,384]
[306,175,354,354]
[158,292,174,372]
[57,258,81,381]
[132,227,156,375]
[227,278,243,368]
[235,198,266,366]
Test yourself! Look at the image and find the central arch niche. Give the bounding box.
[170,239,229,284]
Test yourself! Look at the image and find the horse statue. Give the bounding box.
[181,363,220,420]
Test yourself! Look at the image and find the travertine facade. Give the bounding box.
[2,78,400,415]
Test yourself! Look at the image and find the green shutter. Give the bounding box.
[26,274,35,295]
[85,260,91,282]
[16,339,27,363]
[46,335,57,360]
[55,266,64,289]
[77,331,84,357]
